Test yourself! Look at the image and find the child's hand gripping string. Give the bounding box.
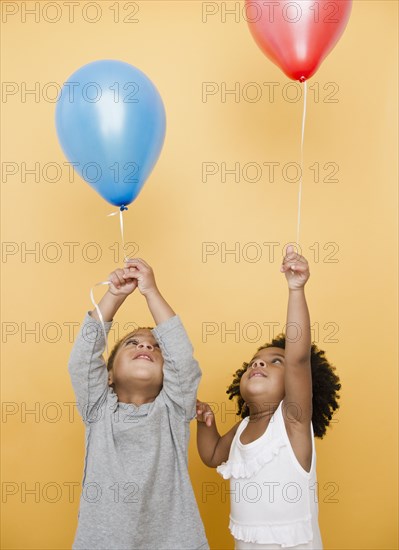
[279,245,313,467]
[90,258,174,359]
[123,258,158,297]
[280,244,310,290]
[90,264,138,325]
[108,266,138,296]
[123,258,175,325]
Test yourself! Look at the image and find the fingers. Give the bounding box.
[122,266,138,279]
[196,400,214,427]
[283,245,302,263]
[124,259,153,281]
[281,245,308,272]
[196,400,207,417]
[125,258,140,267]
[281,261,308,273]
[124,258,151,270]
[135,258,150,268]
[108,268,126,288]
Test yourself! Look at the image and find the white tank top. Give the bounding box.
[217,401,323,549]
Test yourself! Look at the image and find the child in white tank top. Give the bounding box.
[197,246,340,549]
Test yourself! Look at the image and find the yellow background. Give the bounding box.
[1,1,398,548]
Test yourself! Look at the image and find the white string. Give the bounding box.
[108,208,129,262]
[90,281,111,358]
[89,207,129,360]
[296,80,308,247]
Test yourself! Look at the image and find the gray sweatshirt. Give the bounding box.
[68,312,209,550]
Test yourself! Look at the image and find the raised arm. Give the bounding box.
[122,258,175,324]
[90,262,140,322]
[123,259,203,420]
[68,266,137,422]
[196,400,239,468]
[280,245,312,426]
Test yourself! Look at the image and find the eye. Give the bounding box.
[272,358,282,364]
[125,339,138,346]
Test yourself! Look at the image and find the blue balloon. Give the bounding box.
[55,60,166,207]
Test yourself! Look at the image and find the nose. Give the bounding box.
[250,360,267,369]
[137,341,154,351]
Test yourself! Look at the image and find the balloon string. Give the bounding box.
[108,207,129,262]
[296,80,308,247]
[90,281,111,359]
[89,207,130,361]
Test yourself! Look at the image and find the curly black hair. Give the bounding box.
[226,334,341,438]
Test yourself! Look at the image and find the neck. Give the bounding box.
[112,385,159,406]
[247,401,280,421]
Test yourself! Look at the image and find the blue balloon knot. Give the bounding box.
[120,205,128,211]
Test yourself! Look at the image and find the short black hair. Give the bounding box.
[226,334,341,438]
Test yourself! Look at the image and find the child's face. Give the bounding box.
[109,329,164,393]
[240,347,286,407]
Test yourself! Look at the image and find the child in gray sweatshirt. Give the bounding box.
[68,258,209,550]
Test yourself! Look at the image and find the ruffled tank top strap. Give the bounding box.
[217,402,287,480]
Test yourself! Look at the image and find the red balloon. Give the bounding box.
[245,0,352,81]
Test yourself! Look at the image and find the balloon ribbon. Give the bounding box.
[296,80,308,247]
[89,206,129,359]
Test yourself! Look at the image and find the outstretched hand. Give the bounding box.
[280,245,310,290]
